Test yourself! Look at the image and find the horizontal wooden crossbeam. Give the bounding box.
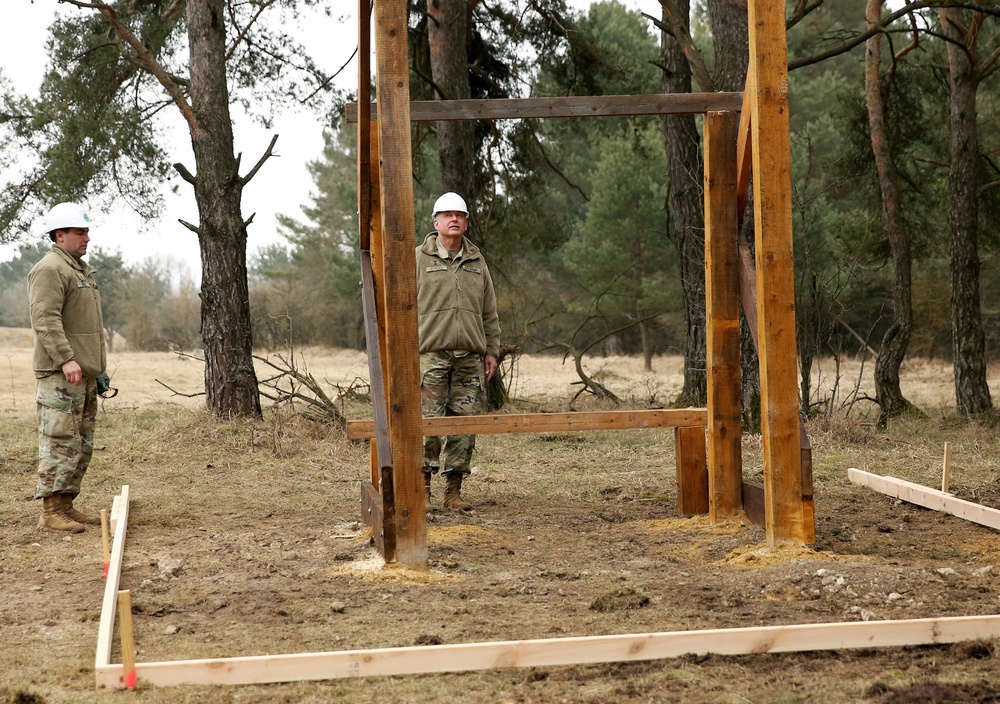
[345,92,743,123]
[94,614,1000,688]
[848,468,1000,531]
[346,409,708,440]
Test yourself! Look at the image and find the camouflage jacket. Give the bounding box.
[415,233,500,357]
[28,245,106,379]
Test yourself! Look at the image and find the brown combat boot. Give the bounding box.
[443,473,473,512]
[38,496,86,533]
[60,494,102,525]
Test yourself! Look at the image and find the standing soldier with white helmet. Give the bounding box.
[416,192,500,512]
[28,202,108,533]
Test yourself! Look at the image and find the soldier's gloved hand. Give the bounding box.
[96,372,118,398]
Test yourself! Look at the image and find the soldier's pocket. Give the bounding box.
[38,403,77,439]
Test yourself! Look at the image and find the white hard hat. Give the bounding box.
[43,202,92,233]
[432,192,468,217]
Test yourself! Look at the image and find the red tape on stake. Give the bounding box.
[124,669,137,689]
[104,561,109,579]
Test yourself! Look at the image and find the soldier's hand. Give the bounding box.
[484,354,498,382]
[61,360,83,386]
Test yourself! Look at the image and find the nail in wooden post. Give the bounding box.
[941,441,952,494]
[101,509,110,579]
[117,590,137,689]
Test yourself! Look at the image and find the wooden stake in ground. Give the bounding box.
[941,441,952,493]
[117,590,137,689]
[101,508,110,579]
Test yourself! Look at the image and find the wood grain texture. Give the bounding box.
[849,468,1000,531]
[95,485,132,687]
[747,0,809,545]
[703,112,743,520]
[372,0,426,568]
[346,92,743,123]
[94,614,1000,688]
[348,409,708,439]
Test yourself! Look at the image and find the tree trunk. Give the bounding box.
[942,8,992,415]
[639,318,652,372]
[661,0,706,406]
[427,0,476,196]
[866,0,918,425]
[188,0,261,418]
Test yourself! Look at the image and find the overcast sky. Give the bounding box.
[1,0,644,276]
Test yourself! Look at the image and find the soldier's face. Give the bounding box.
[434,211,468,239]
[56,228,90,260]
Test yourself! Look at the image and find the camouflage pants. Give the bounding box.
[35,373,98,499]
[421,351,484,476]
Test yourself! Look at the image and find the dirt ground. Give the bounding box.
[2,337,1000,703]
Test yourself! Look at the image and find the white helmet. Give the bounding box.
[43,202,92,233]
[432,192,468,217]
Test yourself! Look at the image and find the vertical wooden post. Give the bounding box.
[942,441,953,493]
[117,590,137,689]
[747,1,809,545]
[703,111,743,520]
[675,426,709,516]
[372,0,427,568]
[358,0,372,251]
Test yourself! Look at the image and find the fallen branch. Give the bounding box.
[253,353,347,428]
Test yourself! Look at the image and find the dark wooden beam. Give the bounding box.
[346,92,743,123]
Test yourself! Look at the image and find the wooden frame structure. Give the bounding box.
[849,468,1000,531]
[352,0,813,567]
[94,485,1000,689]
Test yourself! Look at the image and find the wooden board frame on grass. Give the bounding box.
[95,485,1000,690]
[95,484,131,677]
[848,468,1000,531]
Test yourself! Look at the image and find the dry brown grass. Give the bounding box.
[4,335,1000,703]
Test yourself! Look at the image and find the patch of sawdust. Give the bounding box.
[717,542,862,568]
[429,524,500,547]
[954,529,1000,565]
[634,515,744,536]
[329,551,452,584]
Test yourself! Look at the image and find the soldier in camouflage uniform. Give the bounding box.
[416,193,500,512]
[28,202,107,533]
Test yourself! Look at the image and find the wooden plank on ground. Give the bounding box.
[747,0,809,546]
[93,614,1000,688]
[345,92,743,123]
[675,427,709,516]
[703,111,743,520]
[95,485,131,682]
[347,409,708,439]
[848,468,1000,531]
[373,0,426,568]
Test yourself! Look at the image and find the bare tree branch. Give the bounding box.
[173,161,197,185]
[790,0,1000,71]
[240,134,279,186]
[646,1,715,92]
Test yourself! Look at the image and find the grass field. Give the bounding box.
[3,329,1000,703]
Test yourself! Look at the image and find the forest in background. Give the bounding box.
[1,0,999,420]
